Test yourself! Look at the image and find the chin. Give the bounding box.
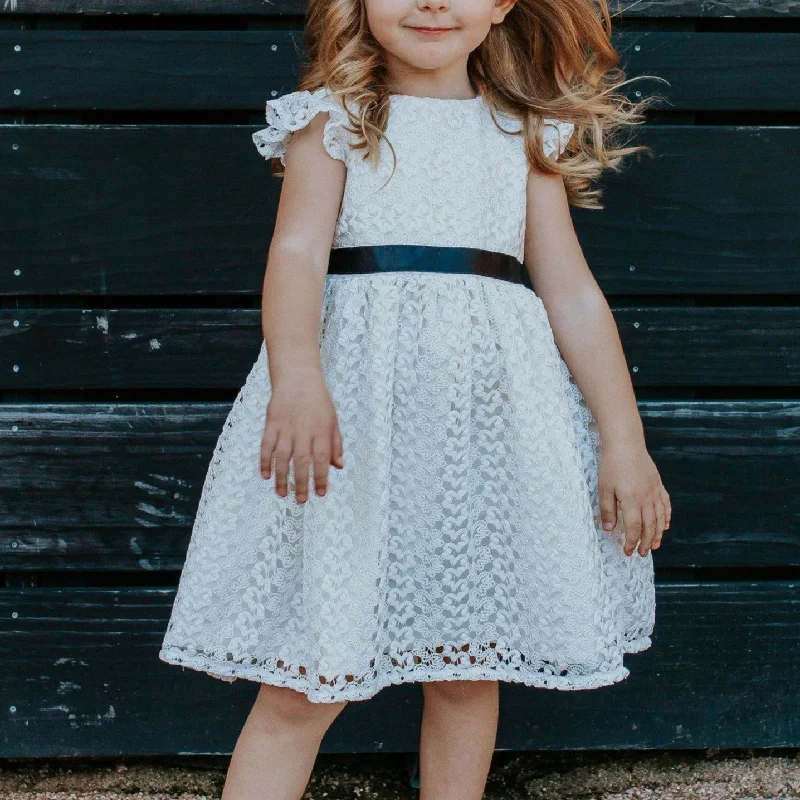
[401,46,461,68]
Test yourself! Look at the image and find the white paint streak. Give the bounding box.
[135,480,169,496]
[136,501,180,520]
[95,315,109,335]
[31,167,82,181]
[121,332,139,340]
[150,473,191,487]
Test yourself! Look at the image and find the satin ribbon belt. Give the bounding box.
[327,245,533,290]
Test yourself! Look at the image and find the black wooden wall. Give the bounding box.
[1,0,799,758]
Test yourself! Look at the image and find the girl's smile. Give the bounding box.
[365,1,515,99]
[408,25,457,34]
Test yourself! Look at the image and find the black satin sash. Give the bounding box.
[327,245,533,291]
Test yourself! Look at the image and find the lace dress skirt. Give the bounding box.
[158,267,655,703]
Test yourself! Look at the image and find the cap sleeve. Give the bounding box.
[252,87,352,167]
[542,118,575,160]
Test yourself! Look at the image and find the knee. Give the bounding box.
[422,679,498,705]
[251,683,348,732]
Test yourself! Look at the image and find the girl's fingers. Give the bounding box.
[599,483,617,531]
[621,500,643,556]
[653,498,667,550]
[293,446,312,503]
[273,437,293,498]
[661,485,672,529]
[331,421,344,468]
[312,436,330,496]
[639,501,656,556]
[260,423,279,479]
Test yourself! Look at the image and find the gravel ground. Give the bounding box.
[1,749,799,800]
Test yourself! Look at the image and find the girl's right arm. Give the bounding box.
[259,110,347,503]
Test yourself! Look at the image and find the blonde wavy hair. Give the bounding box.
[274,0,668,209]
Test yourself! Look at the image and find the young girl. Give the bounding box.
[160,0,670,796]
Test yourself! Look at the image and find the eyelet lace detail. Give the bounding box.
[159,273,655,703]
[252,87,352,166]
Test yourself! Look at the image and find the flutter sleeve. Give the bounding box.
[252,87,352,167]
[542,118,575,160]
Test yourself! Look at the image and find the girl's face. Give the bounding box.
[364,0,516,91]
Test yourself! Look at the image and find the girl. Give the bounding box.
[160,0,670,797]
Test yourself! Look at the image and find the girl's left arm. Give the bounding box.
[524,170,671,556]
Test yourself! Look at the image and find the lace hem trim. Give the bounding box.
[159,636,652,704]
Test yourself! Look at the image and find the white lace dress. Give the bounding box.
[158,86,655,703]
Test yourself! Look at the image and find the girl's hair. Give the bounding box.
[283,0,668,209]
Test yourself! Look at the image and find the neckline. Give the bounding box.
[388,92,483,104]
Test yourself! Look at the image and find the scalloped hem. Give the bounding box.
[159,637,652,704]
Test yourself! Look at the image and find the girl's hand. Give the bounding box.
[598,439,671,557]
[259,366,344,502]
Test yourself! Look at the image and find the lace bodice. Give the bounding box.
[252,88,574,264]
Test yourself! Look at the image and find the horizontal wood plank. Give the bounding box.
[0,30,299,110]
[0,31,797,111]
[0,0,308,13]
[2,0,798,765]
[1,0,797,17]
[1,400,798,571]
[2,126,797,296]
[2,307,798,389]
[1,583,797,756]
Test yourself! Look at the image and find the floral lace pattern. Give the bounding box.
[159,273,655,703]
[252,87,353,167]
[251,88,575,263]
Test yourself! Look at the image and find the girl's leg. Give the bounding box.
[221,683,348,800]
[418,679,500,800]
